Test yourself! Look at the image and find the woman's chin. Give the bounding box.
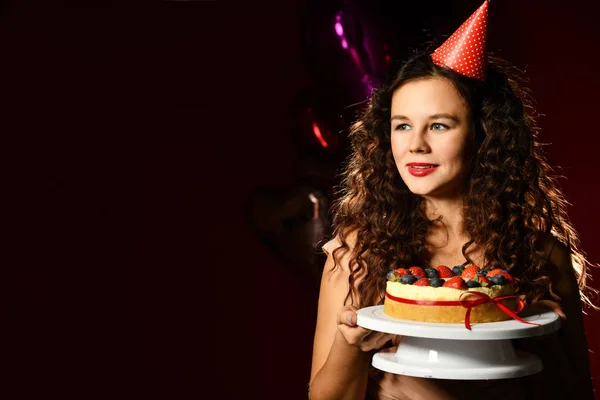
[405,185,435,196]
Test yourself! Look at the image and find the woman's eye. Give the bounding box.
[431,123,449,131]
[395,124,411,131]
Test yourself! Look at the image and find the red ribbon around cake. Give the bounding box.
[385,291,541,330]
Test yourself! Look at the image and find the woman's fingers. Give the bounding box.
[362,332,402,352]
[374,332,395,349]
[338,306,372,345]
[535,299,567,320]
[337,306,403,351]
[338,305,359,326]
[358,331,388,351]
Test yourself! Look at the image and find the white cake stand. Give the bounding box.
[356,305,561,380]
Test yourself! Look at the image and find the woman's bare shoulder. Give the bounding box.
[322,229,358,255]
[321,229,359,271]
[319,228,371,292]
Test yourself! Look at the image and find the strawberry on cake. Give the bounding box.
[383,264,520,327]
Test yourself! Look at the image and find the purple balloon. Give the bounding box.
[302,1,391,105]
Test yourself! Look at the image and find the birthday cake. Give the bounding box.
[383,264,520,326]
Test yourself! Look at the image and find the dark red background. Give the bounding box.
[0,2,598,399]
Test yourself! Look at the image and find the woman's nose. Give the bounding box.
[409,131,431,154]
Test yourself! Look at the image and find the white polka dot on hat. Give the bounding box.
[431,0,489,80]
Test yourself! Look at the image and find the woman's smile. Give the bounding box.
[406,163,439,177]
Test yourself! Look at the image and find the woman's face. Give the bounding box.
[390,77,473,199]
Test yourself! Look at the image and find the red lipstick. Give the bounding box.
[406,162,438,177]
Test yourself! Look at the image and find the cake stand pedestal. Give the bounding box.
[356,305,561,380]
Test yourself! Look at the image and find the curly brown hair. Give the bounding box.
[328,51,598,310]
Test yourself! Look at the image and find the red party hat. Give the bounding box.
[431,0,489,80]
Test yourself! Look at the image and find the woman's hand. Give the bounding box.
[337,305,402,351]
[531,299,567,320]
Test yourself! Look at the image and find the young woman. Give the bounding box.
[308,2,597,399]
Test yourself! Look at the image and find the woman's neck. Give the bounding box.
[422,196,467,242]
[421,196,488,267]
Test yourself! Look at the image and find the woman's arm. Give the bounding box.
[522,238,596,399]
[309,236,400,400]
[546,240,595,399]
[308,249,372,400]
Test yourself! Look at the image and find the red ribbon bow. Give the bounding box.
[386,291,541,330]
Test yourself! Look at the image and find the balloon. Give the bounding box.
[245,183,330,288]
[302,0,391,107]
[288,90,345,158]
[301,0,473,103]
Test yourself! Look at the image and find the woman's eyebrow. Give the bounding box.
[391,113,459,122]
[428,113,459,122]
